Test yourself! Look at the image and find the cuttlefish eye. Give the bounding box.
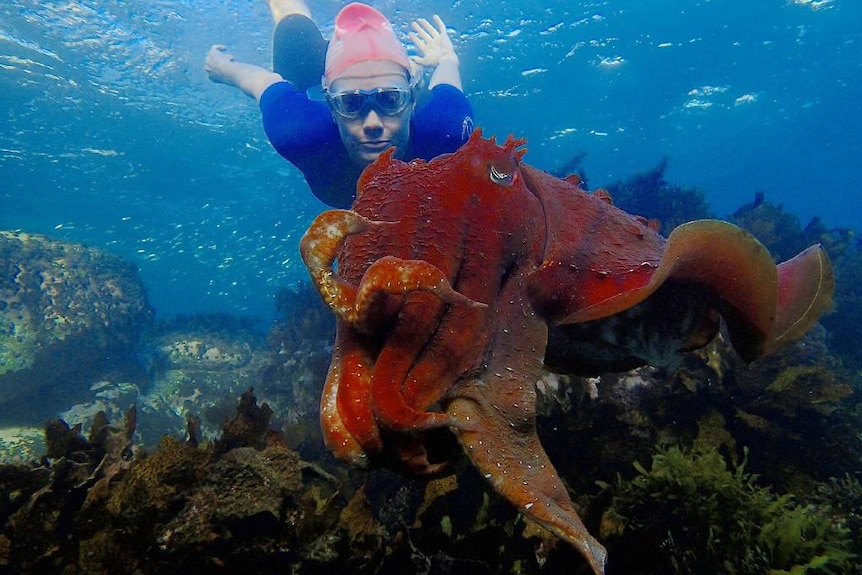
[489,164,515,187]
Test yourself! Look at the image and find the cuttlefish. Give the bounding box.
[300,130,833,573]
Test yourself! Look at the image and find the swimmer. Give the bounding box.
[206,1,473,208]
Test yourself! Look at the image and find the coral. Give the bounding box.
[599,445,853,575]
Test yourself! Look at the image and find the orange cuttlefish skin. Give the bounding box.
[300,130,833,574]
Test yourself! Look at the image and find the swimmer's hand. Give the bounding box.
[205,45,235,84]
[408,15,459,69]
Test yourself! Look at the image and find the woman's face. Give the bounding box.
[327,60,413,167]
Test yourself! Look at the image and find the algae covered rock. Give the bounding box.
[137,315,270,443]
[0,231,153,405]
[148,317,258,372]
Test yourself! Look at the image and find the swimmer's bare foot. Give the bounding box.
[268,0,311,24]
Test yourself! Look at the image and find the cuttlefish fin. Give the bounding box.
[653,220,779,360]
[652,222,834,359]
[553,220,825,362]
[448,382,607,575]
[770,244,834,352]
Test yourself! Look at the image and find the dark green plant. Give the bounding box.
[269,282,335,353]
[604,158,713,235]
[599,445,853,575]
[819,237,862,370]
[729,192,821,262]
[814,473,862,570]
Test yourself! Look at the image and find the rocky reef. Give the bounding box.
[536,329,860,573]
[1,343,860,575]
[0,231,153,420]
[0,390,578,575]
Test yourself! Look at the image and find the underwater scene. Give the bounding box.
[1,1,861,574]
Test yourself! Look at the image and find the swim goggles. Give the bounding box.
[325,87,413,119]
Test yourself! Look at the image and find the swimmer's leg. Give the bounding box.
[268,0,311,23]
[271,7,327,92]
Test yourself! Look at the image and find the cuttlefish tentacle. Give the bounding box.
[299,209,380,320]
[354,255,486,331]
[319,341,373,468]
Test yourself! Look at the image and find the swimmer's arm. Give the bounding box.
[409,16,463,91]
[428,52,461,91]
[205,45,283,102]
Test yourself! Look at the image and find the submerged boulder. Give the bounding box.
[0,231,153,407]
[137,315,270,443]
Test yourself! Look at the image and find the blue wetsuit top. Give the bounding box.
[260,82,474,208]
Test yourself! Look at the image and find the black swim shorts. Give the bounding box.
[272,14,328,92]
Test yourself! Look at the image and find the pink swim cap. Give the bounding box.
[324,3,410,86]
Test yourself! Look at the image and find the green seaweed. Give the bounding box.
[599,445,853,575]
[814,473,862,567]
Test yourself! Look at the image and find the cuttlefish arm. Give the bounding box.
[300,210,486,467]
[445,278,607,573]
[449,386,607,575]
[445,273,608,574]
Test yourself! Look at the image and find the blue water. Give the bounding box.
[2,0,860,322]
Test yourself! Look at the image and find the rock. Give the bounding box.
[136,315,270,444]
[0,427,45,463]
[0,231,153,410]
[58,380,141,437]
